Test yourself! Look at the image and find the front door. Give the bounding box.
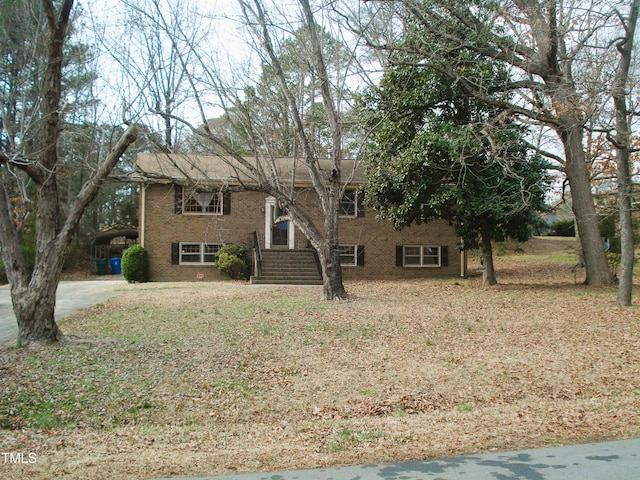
[271,204,288,247]
[265,197,294,249]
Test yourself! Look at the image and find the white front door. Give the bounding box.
[265,197,294,249]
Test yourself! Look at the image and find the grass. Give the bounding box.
[325,427,382,452]
[0,237,639,479]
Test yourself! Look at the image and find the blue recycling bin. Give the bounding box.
[109,257,122,274]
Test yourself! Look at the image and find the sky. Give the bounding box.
[78,0,253,127]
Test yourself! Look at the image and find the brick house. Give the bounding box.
[135,154,467,283]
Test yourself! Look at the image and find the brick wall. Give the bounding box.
[141,183,464,282]
[141,184,267,282]
[338,215,463,280]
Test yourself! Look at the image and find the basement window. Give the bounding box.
[403,246,441,267]
[179,243,223,264]
[338,245,364,266]
[338,245,357,266]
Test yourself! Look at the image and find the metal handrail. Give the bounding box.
[253,230,262,276]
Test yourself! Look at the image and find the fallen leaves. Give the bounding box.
[0,237,639,479]
[311,392,457,420]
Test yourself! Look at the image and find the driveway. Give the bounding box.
[0,278,127,345]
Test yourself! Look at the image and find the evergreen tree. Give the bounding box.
[359,46,550,284]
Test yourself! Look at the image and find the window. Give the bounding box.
[174,186,230,215]
[184,191,222,214]
[340,190,357,217]
[179,243,223,264]
[338,245,357,266]
[400,245,442,267]
[340,190,364,217]
[338,245,364,266]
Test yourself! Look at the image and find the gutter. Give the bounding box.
[140,183,147,248]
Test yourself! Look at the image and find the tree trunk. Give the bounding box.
[12,279,62,345]
[15,175,68,344]
[480,232,497,286]
[560,123,613,286]
[0,125,137,346]
[299,0,347,301]
[612,0,638,306]
[617,149,635,306]
[317,240,347,300]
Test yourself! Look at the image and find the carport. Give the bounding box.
[90,225,138,274]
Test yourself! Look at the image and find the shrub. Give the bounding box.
[214,243,248,263]
[550,219,575,237]
[216,252,248,280]
[122,244,148,283]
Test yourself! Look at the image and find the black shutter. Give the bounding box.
[222,191,231,215]
[357,191,365,217]
[357,245,365,266]
[396,246,404,267]
[174,185,183,214]
[171,243,180,265]
[441,246,449,267]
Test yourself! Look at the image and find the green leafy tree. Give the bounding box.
[360,48,550,285]
[357,0,620,287]
[213,244,249,280]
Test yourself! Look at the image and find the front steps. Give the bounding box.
[251,249,323,285]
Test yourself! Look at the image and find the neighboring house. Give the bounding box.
[542,198,575,234]
[135,154,467,283]
[545,198,574,225]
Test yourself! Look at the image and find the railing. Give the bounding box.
[252,230,263,277]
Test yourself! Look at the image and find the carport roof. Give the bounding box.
[92,225,138,244]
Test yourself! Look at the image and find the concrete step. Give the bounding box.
[260,265,319,273]
[250,276,323,285]
[252,249,322,285]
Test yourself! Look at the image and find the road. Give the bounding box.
[156,438,640,480]
[0,278,127,345]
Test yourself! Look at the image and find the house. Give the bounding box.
[135,154,467,283]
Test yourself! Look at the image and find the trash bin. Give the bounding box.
[109,258,122,275]
[96,259,108,275]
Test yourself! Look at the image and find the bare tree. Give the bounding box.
[609,0,639,305]
[110,0,208,151]
[124,0,371,299]
[361,0,635,286]
[0,0,137,345]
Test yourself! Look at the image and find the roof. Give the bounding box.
[135,154,366,186]
[91,224,138,246]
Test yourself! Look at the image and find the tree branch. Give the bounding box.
[58,125,138,249]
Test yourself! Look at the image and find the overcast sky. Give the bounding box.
[77,0,253,127]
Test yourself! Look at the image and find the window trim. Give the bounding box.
[178,242,223,265]
[402,245,441,267]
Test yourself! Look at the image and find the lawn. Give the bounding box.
[1,238,639,480]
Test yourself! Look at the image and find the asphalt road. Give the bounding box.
[0,278,127,345]
[155,438,640,480]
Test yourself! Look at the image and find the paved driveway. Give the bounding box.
[0,279,127,345]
